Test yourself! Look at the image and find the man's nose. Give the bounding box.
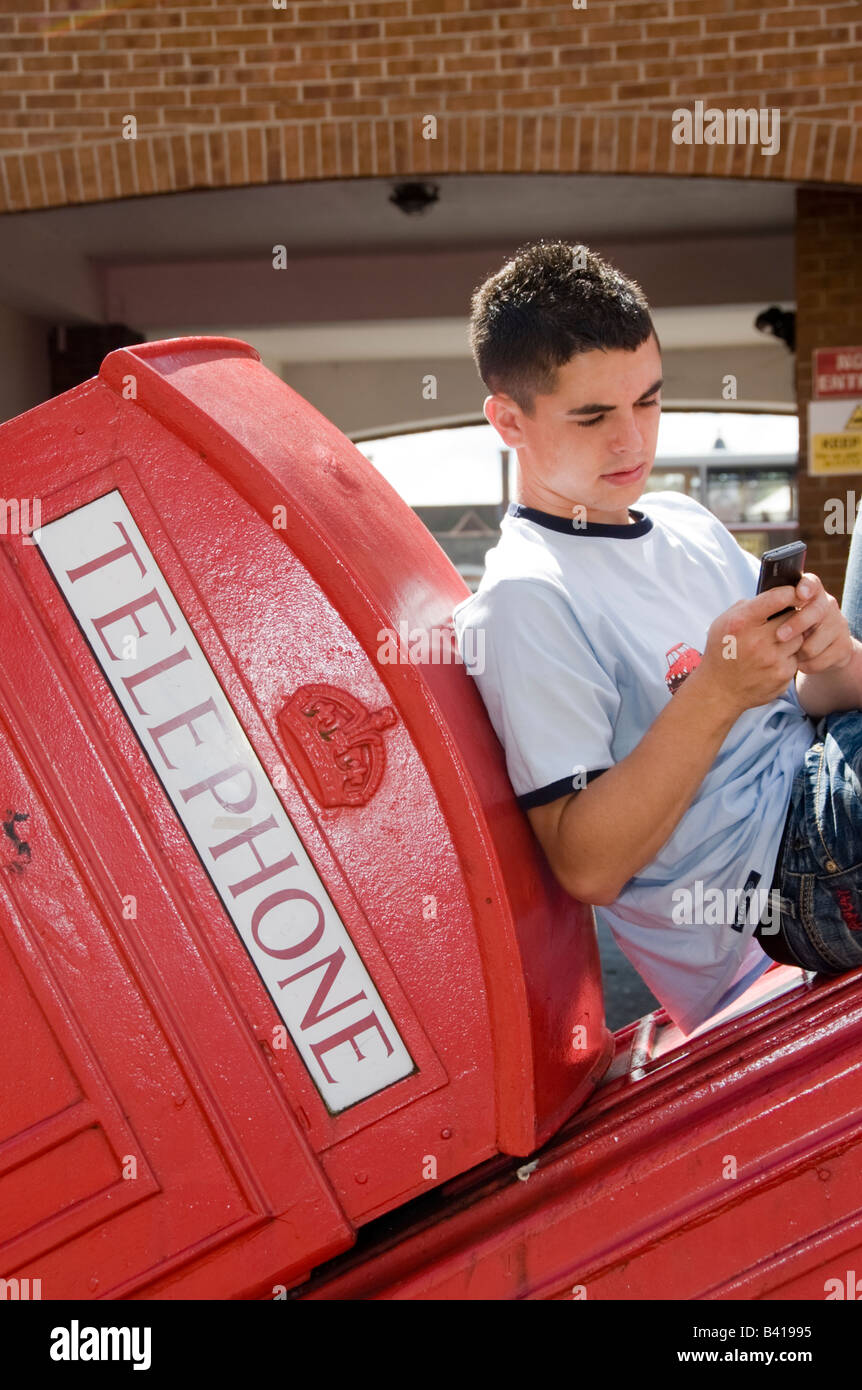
[608,413,644,453]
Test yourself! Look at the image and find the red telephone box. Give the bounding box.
[0,337,612,1298]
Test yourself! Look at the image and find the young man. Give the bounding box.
[453,240,862,1036]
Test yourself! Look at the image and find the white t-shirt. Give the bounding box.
[452,491,817,1035]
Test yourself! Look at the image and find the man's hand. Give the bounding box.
[774,572,854,674]
[777,571,862,717]
[693,585,805,719]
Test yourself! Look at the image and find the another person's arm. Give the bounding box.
[786,572,862,719]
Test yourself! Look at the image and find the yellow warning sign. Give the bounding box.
[809,399,862,475]
[811,433,862,473]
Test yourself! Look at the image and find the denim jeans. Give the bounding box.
[756,519,862,974]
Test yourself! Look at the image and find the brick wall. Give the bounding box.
[796,187,862,602]
[0,0,859,212]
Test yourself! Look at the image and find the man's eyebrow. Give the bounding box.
[564,378,664,416]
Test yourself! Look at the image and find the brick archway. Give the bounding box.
[1,110,857,215]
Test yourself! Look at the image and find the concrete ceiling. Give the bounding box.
[0,172,797,326]
[0,173,796,263]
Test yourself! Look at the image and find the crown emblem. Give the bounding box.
[277,683,397,807]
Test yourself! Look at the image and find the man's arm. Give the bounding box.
[779,573,862,719]
[526,585,804,907]
[526,666,738,905]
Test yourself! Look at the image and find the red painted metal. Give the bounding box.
[0,336,611,1299]
[289,966,862,1301]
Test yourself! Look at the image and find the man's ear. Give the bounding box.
[484,393,522,448]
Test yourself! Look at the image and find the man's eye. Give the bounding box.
[576,399,659,428]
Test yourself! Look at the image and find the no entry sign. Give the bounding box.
[813,347,862,399]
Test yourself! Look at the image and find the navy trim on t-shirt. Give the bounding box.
[517,767,609,810]
[507,501,653,539]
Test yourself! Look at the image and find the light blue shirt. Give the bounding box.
[453,491,817,1034]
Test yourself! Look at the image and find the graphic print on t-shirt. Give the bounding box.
[665,642,702,695]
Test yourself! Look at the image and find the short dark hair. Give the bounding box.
[468,240,658,416]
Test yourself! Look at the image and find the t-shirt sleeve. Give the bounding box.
[456,578,620,809]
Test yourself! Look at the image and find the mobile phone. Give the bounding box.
[756,540,807,621]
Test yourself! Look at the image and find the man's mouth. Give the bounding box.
[602,462,646,484]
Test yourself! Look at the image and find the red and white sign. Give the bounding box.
[36,489,414,1112]
[813,347,862,399]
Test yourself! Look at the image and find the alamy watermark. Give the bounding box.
[50,1322,151,1370]
[824,492,862,535]
[672,101,780,158]
[377,620,485,674]
[0,496,41,543]
[673,879,781,931]
[0,1276,41,1299]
